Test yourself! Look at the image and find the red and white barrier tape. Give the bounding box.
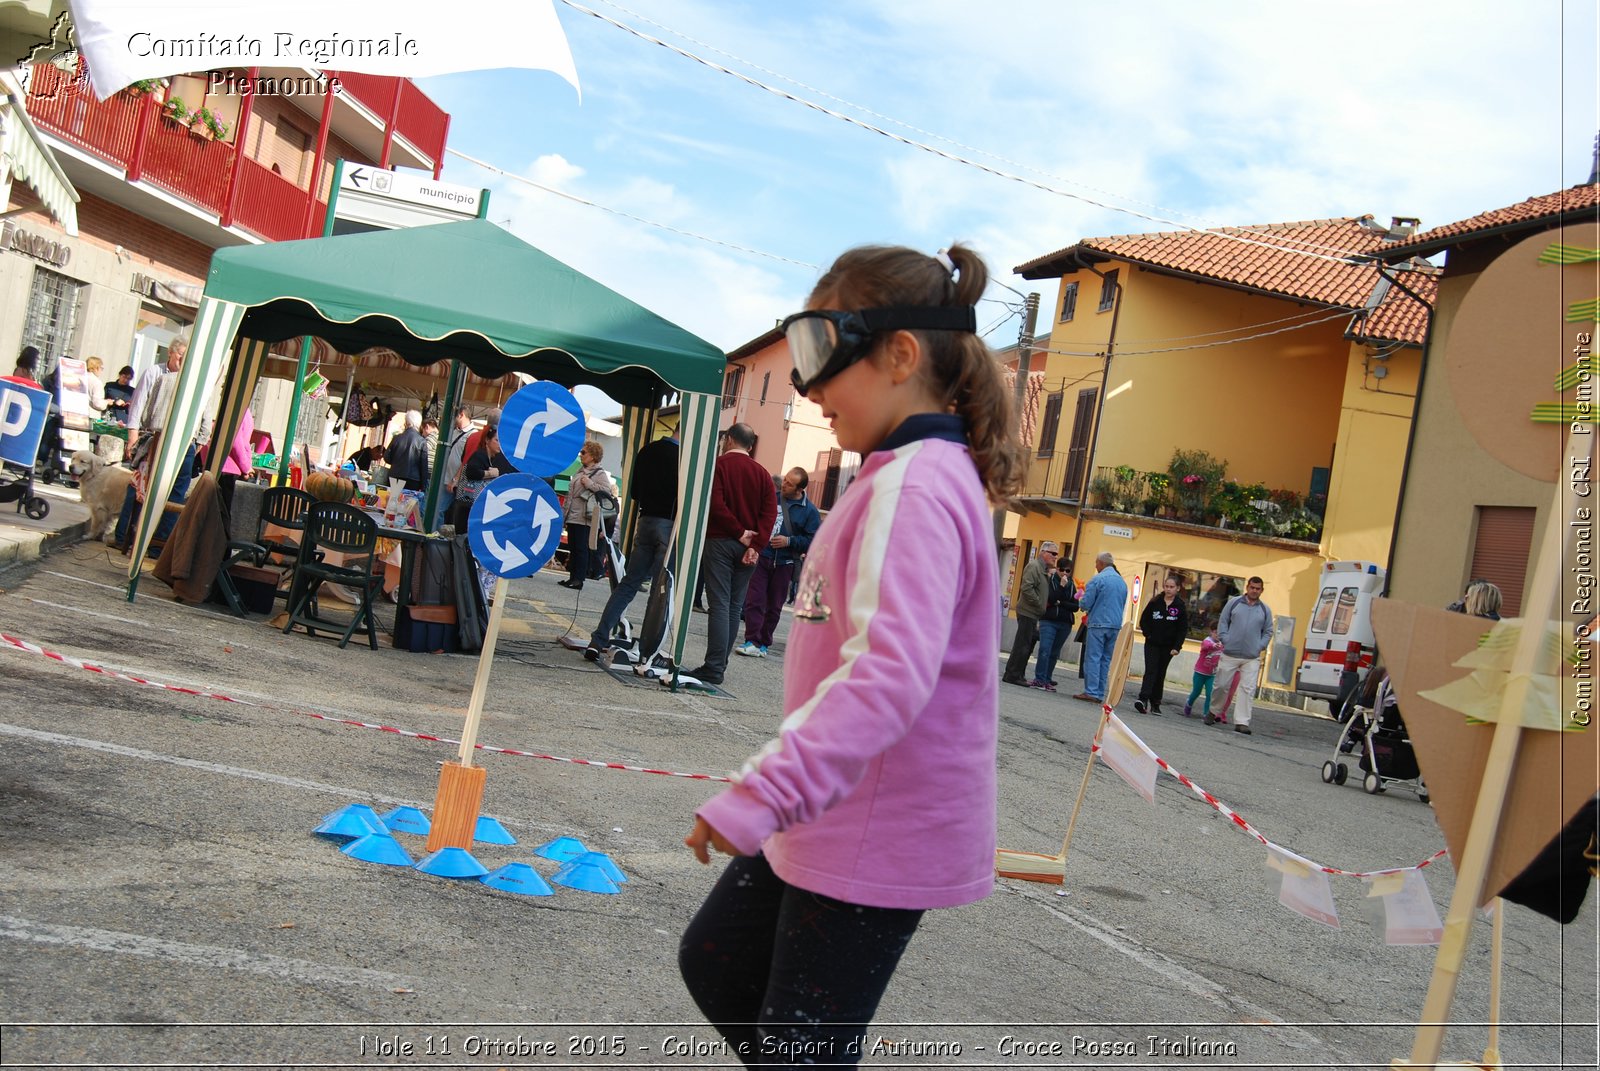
[1092,704,1447,878]
[1,632,732,784]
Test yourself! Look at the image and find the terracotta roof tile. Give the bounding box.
[1379,183,1600,259]
[1017,216,1432,344]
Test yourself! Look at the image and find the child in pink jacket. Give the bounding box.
[1184,628,1224,720]
[679,243,1025,1067]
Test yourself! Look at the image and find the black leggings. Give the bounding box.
[679,854,924,1068]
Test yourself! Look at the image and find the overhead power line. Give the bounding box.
[556,0,1380,269]
[447,146,821,270]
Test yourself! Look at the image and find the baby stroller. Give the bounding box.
[1320,675,1428,803]
[0,460,49,519]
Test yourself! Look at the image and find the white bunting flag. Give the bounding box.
[1365,869,1444,945]
[1097,713,1159,804]
[1266,844,1340,929]
[64,0,581,99]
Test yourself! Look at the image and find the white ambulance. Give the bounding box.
[1297,560,1385,698]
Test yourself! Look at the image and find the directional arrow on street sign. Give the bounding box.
[348,166,370,188]
[499,381,585,474]
[467,474,564,579]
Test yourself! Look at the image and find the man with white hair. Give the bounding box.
[385,408,430,492]
[1002,540,1057,685]
[1072,550,1128,705]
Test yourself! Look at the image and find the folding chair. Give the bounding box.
[281,502,383,649]
[214,486,315,616]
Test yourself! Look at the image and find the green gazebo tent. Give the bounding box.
[128,219,725,670]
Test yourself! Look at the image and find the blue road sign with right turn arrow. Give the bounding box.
[467,474,564,579]
[499,381,585,475]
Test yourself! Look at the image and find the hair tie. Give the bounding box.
[933,248,957,277]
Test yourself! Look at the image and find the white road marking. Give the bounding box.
[0,723,658,848]
[24,597,180,632]
[1008,884,1334,1053]
[0,915,417,990]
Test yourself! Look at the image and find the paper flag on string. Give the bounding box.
[1098,714,1159,804]
[1371,600,1599,907]
[1365,869,1444,945]
[1267,844,1339,929]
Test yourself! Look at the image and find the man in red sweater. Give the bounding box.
[688,422,777,685]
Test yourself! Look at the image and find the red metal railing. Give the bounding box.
[233,158,314,242]
[27,63,447,241]
[328,69,448,165]
[140,118,235,214]
[25,64,143,166]
[326,70,392,118]
[395,80,448,165]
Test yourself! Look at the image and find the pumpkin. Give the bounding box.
[305,470,357,504]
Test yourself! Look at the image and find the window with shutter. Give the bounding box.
[1037,392,1063,458]
[1468,505,1535,616]
[1060,389,1098,500]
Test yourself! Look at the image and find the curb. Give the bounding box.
[0,519,89,569]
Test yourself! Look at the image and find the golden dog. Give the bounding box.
[69,450,133,542]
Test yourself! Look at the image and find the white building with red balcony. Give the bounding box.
[3,62,449,387]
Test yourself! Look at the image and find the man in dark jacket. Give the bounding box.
[385,409,431,490]
[585,434,679,660]
[1134,575,1189,715]
[737,467,822,658]
[1003,541,1057,685]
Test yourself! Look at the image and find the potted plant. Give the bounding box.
[1087,473,1115,508]
[1169,448,1226,519]
[1290,507,1323,541]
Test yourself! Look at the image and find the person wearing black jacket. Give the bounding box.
[1134,575,1189,714]
[1029,562,1080,692]
[448,426,512,531]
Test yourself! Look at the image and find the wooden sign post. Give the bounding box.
[425,576,509,852]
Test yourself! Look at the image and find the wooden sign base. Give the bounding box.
[426,761,487,852]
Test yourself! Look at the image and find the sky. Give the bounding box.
[402,1,1600,410]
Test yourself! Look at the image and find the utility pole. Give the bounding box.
[994,292,1040,560]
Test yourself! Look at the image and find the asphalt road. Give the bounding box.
[0,546,1594,1069]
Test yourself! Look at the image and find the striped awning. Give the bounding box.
[1,83,78,235]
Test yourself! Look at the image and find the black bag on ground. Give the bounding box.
[450,535,487,653]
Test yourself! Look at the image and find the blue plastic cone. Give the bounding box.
[341,832,415,866]
[415,846,489,879]
[574,850,628,884]
[315,803,387,841]
[533,835,588,862]
[379,806,431,836]
[551,857,622,894]
[480,862,554,896]
[473,815,517,845]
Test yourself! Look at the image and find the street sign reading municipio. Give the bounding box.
[332,163,487,232]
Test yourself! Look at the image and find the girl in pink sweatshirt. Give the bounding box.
[1184,628,1225,720]
[679,244,1025,1066]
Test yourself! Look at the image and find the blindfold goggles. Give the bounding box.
[781,305,977,394]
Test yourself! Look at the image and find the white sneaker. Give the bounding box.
[737,641,765,658]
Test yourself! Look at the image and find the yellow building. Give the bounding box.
[1013,216,1436,691]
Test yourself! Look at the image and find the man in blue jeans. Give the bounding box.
[584,434,679,661]
[1072,551,1128,704]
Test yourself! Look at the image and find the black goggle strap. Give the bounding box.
[855,305,978,334]
[788,305,978,393]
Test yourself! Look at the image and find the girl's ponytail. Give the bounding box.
[811,243,1026,504]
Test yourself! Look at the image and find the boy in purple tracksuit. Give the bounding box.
[679,243,1025,1066]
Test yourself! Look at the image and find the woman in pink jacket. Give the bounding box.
[680,244,1025,1066]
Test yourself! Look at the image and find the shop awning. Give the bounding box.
[1,81,78,235]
